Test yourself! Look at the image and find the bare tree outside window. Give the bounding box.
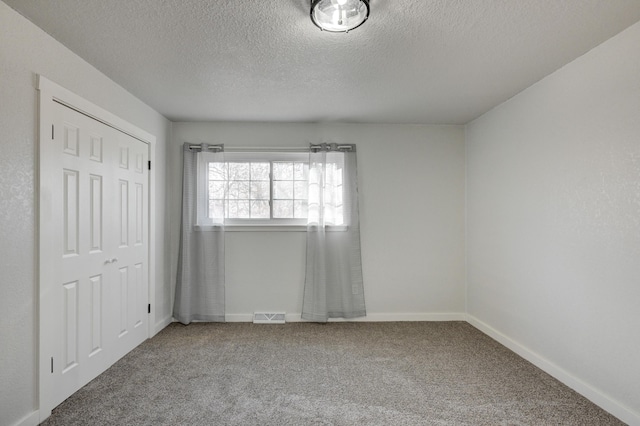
[273,161,309,219]
[207,159,309,220]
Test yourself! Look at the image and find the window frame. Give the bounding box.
[197,151,310,230]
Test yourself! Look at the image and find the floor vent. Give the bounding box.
[253,312,286,324]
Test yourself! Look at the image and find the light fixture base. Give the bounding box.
[310,0,370,33]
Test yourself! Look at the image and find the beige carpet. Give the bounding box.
[42,321,624,425]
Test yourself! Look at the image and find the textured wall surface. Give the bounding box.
[170,122,466,320]
[466,21,640,423]
[0,3,170,425]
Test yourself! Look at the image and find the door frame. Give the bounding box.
[37,75,157,421]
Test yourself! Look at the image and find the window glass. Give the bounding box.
[203,153,310,224]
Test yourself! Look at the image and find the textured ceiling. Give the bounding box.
[5,0,640,124]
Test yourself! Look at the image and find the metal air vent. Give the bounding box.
[253,312,286,324]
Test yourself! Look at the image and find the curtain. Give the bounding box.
[173,143,225,324]
[302,143,366,322]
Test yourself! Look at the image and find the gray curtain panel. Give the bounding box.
[173,143,225,324]
[302,143,366,322]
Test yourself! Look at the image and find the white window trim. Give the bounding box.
[197,151,310,228]
[193,224,347,232]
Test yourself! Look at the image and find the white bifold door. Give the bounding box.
[46,101,149,408]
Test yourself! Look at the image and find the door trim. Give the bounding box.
[37,75,157,421]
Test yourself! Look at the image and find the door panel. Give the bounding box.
[89,175,102,252]
[49,102,148,408]
[118,266,129,337]
[112,130,148,360]
[62,280,78,373]
[88,274,103,356]
[62,169,79,256]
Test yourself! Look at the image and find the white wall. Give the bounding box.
[0,2,171,425]
[465,21,640,423]
[170,122,466,320]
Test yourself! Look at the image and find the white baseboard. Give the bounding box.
[466,315,640,426]
[328,312,466,322]
[225,314,254,322]
[224,312,466,323]
[153,315,173,336]
[10,410,39,426]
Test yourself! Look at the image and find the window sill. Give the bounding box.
[193,224,349,232]
[226,224,307,232]
[194,224,305,232]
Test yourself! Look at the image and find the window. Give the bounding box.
[308,154,345,226]
[197,152,310,226]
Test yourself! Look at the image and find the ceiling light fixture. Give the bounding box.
[310,0,370,33]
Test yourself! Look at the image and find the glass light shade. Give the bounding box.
[310,0,370,33]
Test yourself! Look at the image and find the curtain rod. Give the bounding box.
[186,144,355,152]
[226,147,308,153]
[229,146,354,152]
[310,144,355,152]
[186,143,223,152]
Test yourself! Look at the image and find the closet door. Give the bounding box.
[111,127,149,361]
[48,102,148,407]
